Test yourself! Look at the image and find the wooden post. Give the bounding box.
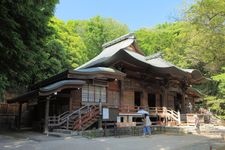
[17,103,22,130]
[162,87,168,107]
[119,80,123,107]
[98,102,103,130]
[178,110,181,124]
[163,107,168,125]
[181,93,185,113]
[44,97,50,135]
[66,117,69,130]
[78,109,81,130]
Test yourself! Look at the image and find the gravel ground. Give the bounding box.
[0,131,225,150]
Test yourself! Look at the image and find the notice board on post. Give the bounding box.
[102,108,109,120]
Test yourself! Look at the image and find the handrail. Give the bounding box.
[48,105,89,127]
[48,111,69,121]
[48,111,70,126]
[66,105,87,118]
[65,105,89,129]
[49,104,181,128]
[48,104,100,129]
[74,105,99,130]
[118,105,181,125]
[59,111,69,118]
[165,108,180,124]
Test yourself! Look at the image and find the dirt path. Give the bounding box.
[0,132,224,150]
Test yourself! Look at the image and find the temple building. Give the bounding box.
[8,33,206,132]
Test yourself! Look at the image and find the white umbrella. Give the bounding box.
[137,109,149,115]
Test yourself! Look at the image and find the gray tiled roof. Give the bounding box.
[40,80,86,94]
[76,35,134,70]
[77,67,125,74]
[75,33,206,83]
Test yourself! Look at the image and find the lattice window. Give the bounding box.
[82,85,88,102]
[101,87,106,103]
[95,86,101,102]
[94,86,106,103]
[89,85,95,102]
[82,84,106,103]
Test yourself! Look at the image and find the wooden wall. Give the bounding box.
[70,89,81,112]
[142,89,148,106]
[0,103,18,114]
[122,90,134,106]
[121,78,161,107]
[108,80,119,91]
[107,80,120,106]
[167,94,175,109]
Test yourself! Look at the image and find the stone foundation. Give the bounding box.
[81,125,187,138]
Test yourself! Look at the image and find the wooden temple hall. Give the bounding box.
[8,33,206,132]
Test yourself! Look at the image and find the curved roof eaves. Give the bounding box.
[76,38,134,70]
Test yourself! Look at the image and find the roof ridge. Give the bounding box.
[102,33,134,49]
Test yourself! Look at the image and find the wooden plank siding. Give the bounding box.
[0,103,19,115]
[107,80,120,107]
[70,89,82,112]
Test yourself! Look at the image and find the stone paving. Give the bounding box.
[0,131,225,150]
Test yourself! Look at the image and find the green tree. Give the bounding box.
[184,0,225,73]
[203,68,225,119]
[0,0,58,100]
[48,17,88,69]
[135,22,192,68]
[67,16,129,59]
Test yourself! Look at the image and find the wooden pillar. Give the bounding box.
[119,80,124,106]
[44,97,50,134]
[98,102,103,130]
[17,103,22,130]
[69,90,72,112]
[181,93,185,113]
[163,88,168,107]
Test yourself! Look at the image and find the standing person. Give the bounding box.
[194,114,200,129]
[188,102,193,113]
[143,114,152,136]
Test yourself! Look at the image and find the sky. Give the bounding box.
[55,0,187,31]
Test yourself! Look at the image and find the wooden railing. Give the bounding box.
[118,105,181,125]
[48,111,69,126]
[49,104,181,130]
[48,104,100,130]
[48,106,86,128]
[166,108,181,124]
[73,105,99,130]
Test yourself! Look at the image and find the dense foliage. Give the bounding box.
[0,0,59,98]
[135,22,192,68]
[0,4,129,101]
[66,16,129,59]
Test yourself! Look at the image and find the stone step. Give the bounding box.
[51,129,78,136]
[53,129,73,134]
